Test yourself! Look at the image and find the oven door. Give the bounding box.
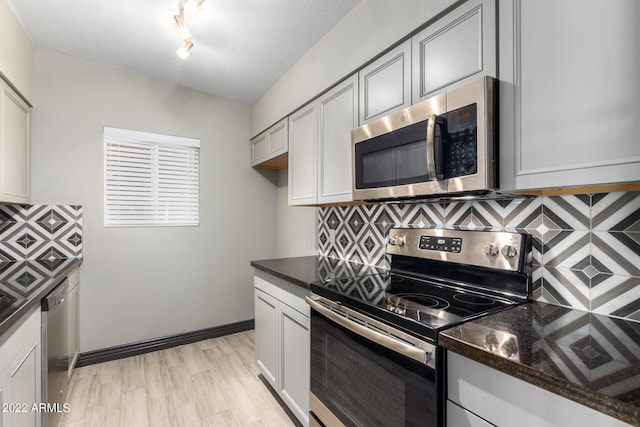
[307,295,442,427]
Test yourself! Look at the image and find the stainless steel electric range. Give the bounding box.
[306,228,532,427]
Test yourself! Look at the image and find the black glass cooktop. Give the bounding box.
[311,272,518,341]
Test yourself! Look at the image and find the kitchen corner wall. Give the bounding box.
[0,204,83,276]
[318,191,640,322]
[30,47,277,353]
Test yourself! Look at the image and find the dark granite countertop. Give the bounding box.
[251,255,386,289]
[440,302,640,426]
[0,258,81,339]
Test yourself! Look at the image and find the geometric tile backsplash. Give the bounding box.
[0,204,83,281]
[318,191,640,322]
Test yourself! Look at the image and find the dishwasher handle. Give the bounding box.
[41,279,69,312]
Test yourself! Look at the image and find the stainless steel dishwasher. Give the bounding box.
[41,278,70,427]
[67,269,79,380]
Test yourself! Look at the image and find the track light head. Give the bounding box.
[177,39,194,60]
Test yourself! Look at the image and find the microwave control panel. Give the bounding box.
[445,103,478,178]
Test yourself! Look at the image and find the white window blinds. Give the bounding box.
[104,127,200,227]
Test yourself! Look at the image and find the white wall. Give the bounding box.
[252,0,457,258]
[250,0,457,136]
[30,47,278,352]
[275,170,317,258]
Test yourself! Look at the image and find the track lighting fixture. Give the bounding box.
[173,13,191,41]
[173,0,204,60]
[181,0,205,18]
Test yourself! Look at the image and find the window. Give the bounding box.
[104,127,200,227]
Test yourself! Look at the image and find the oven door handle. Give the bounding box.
[306,296,434,366]
[426,113,438,181]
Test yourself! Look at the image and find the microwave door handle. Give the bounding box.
[426,114,437,181]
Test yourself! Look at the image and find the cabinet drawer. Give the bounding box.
[447,400,494,427]
[447,352,631,427]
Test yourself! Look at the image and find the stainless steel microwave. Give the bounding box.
[351,76,496,201]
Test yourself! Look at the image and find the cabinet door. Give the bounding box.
[267,118,288,159]
[412,0,496,103]
[279,304,310,427]
[254,289,279,389]
[359,40,411,124]
[0,308,41,427]
[288,102,318,205]
[251,132,268,165]
[0,80,30,204]
[498,0,640,191]
[317,74,358,204]
[251,118,289,168]
[7,343,39,427]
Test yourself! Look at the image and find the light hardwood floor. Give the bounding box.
[60,330,297,427]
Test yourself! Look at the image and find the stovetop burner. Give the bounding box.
[311,271,520,341]
[453,293,497,306]
[387,293,451,310]
[310,228,532,342]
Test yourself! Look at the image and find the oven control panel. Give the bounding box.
[418,236,462,253]
[387,228,531,272]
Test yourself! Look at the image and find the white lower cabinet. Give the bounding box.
[446,400,493,427]
[279,303,310,423]
[447,351,632,427]
[254,271,310,426]
[0,307,42,427]
[255,289,279,389]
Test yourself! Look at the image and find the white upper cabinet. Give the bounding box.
[288,102,318,205]
[267,120,288,157]
[358,40,411,125]
[317,74,358,204]
[251,133,268,165]
[251,118,288,169]
[498,0,640,192]
[0,79,30,204]
[412,0,496,103]
[0,0,33,102]
[289,74,358,206]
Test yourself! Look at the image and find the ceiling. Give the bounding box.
[8,0,361,105]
